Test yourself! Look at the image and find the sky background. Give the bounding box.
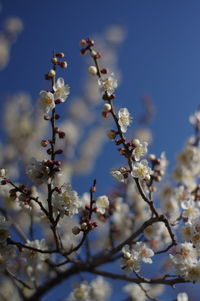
[1,0,200,300]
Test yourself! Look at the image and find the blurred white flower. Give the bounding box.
[96,195,109,214]
[26,158,49,185]
[177,292,188,301]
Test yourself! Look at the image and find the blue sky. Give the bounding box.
[1,0,200,300]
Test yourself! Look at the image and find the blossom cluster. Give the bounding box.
[121,242,154,274]
[0,33,197,301]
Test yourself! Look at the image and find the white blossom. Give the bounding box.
[110,168,126,182]
[181,198,200,223]
[124,283,163,301]
[39,90,55,113]
[132,141,148,161]
[121,244,140,274]
[131,159,152,180]
[118,108,132,133]
[177,292,188,301]
[53,77,70,102]
[98,74,118,96]
[26,158,49,185]
[52,183,81,217]
[133,242,154,264]
[96,195,109,214]
[67,282,91,301]
[23,239,48,265]
[189,110,200,126]
[90,277,111,301]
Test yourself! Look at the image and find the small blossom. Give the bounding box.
[39,90,55,113]
[52,183,81,217]
[131,159,152,180]
[177,292,188,301]
[118,108,132,133]
[133,242,154,264]
[90,277,111,301]
[53,77,70,102]
[23,239,48,264]
[98,74,117,96]
[189,110,200,128]
[181,198,200,222]
[96,195,109,214]
[132,140,148,161]
[121,245,140,274]
[26,158,49,185]
[110,168,126,182]
[67,282,91,301]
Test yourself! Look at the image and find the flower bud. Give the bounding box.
[41,140,49,147]
[59,61,68,68]
[81,222,88,231]
[80,39,87,46]
[0,168,6,178]
[55,99,62,104]
[106,130,117,140]
[55,149,63,155]
[72,226,81,235]
[131,139,140,147]
[44,115,51,120]
[55,52,64,58]
[145,174,151,181]
[103,103,111,112]
[88,65,97,75]
[148,154,156,161]
[124,251,131,259]
[48,69,56,77]
[101,68,109,74]
[51,57,58,64]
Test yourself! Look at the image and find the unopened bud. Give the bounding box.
[55,114,60,120]
[131,139,140,147]
[41,140,49,147]
[148,154,156,161]
[51,57,58,64]
[124,251,131,259]
[55,99,62,104]
[72,226,81,235]
[44,115,51,121]
[59,132,65,139]
[48,69,56,77]
[81,222,88,231]
[56,52,64,58]
[80,39,87,46]
[103,103,111,112]
[145,174,151,181]
[106,130,117,140]
[55,149,63,155]
[59,61,68,68]
[88,66,97,75]
[101,68,109,74]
